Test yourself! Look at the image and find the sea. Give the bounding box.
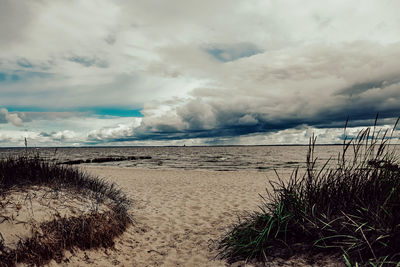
[0,145,379,173]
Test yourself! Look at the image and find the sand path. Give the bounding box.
[49,167,342,267]
[56,167,274,267]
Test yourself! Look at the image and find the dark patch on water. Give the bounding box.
[58,156,152,165]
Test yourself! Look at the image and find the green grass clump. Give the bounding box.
[0,154,132,266]
[219,118,400,266]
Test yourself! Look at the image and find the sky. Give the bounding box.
[0,0,400,147]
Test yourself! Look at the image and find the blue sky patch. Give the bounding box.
[0,71,51,83]
[80,107,143,117]
[17,58,33,68]
[5,106,143,117]
[68,56,109,68]
[205,42,263,62]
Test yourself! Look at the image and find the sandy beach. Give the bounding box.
[31,166,341,267]
[0,164,345,267]
[41,166,274,267]
[2,0,398,265]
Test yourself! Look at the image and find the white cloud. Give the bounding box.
[0,108,23,126]
[1,1,400,145]
[2,0,400,108]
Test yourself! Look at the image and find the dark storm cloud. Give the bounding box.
[88,71,400,144]
[147,86,397,141]
[336,78,400,97]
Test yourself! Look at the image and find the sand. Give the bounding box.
[57,167,273,267]
[0,186,110,250]
[5,166,344,266]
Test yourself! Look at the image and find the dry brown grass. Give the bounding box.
[0,155,132,266]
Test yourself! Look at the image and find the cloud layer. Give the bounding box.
[0,0,399,146]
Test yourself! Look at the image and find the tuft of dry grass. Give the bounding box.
[1,211,130,266]
[219,118,400,266]
[0,154,132,266]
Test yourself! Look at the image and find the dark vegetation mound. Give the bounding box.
[0,154,132,266]
[58,155,152,165]
[219,118,400,266]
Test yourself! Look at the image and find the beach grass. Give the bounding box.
[0,153,132,266]
[219,118,400,266]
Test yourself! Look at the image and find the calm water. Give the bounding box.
[0,145,354,172]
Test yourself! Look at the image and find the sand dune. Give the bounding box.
[0,186,110,251]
